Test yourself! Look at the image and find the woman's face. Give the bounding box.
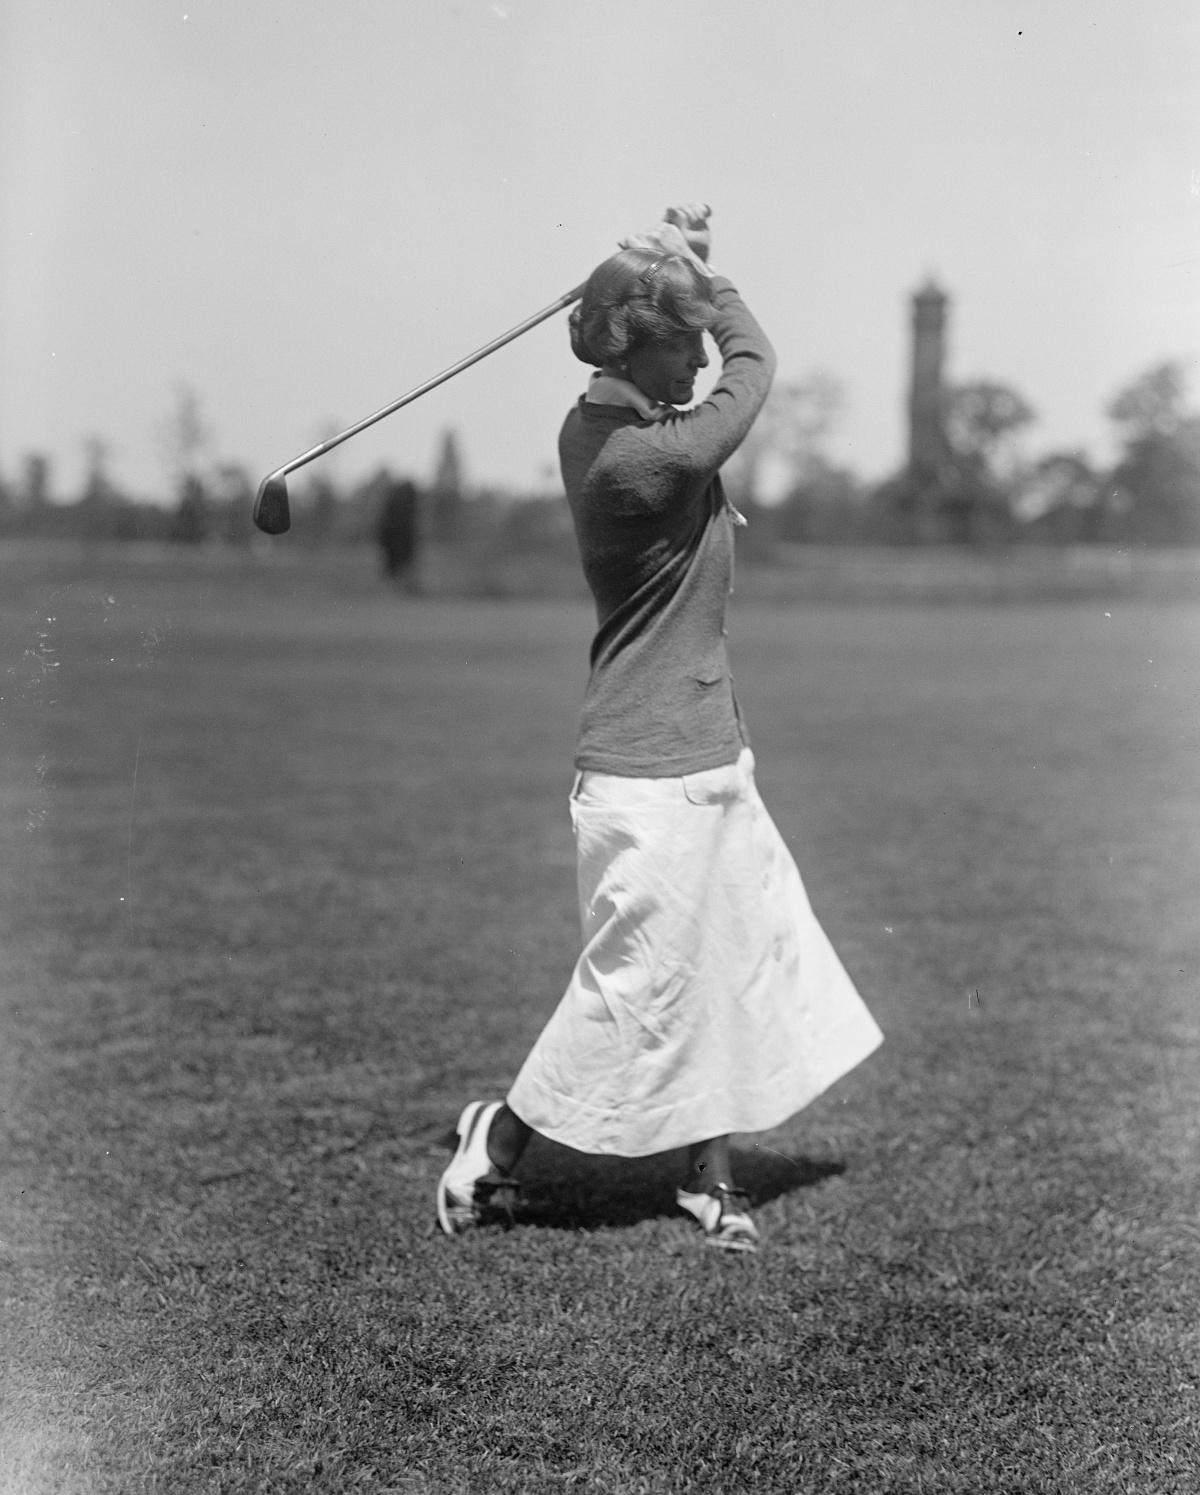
[626,330,709,407]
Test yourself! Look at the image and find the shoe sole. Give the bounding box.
[436,1102,517,1237]
[436,1101,487,1237]
[677,1188,760,1253]
[436,1174,520,1236]
[706,1232,758,1253]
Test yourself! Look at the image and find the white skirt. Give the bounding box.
[507,749,883,1156]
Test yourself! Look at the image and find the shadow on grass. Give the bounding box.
[509,1138,845,1232]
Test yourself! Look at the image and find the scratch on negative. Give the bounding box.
[755,1142,803,1172]
[127,733,142,917]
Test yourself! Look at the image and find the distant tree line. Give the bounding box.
[731,360,1200,548]
[2,363,1198,552]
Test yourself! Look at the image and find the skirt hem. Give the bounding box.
[508,1020,883,1157]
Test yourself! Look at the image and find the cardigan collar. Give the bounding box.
[585,370,670,422]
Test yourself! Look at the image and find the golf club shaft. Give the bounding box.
[270,281,588,483]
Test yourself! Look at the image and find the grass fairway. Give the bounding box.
[1,546,1197,1493]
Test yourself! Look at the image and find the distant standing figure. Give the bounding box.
[377,478,419,583]
[436,205,883,1252]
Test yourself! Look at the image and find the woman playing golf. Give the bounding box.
[438,204,882,1251]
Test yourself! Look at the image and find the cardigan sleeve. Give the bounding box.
[628,277,776,479]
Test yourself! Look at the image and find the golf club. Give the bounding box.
[252,281,587,534]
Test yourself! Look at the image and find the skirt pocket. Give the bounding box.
[681,759,745,807]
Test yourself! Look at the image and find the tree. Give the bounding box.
[869,377,1035,544]
[1108,362,1187,440]
[945,381,1036,475]
[21,453,51,510]
[296,421,344,548]
[1106,362,1200,543]
[302,474,339,548]
[1016,451,1107,542]
[214,464,256,546]
[82,437,113,504]
[376,477,420,583]
[940,379,1036,541]
[171,475,209,543]
[722,373,845,507]
[79,436,139,541]
[159,384,212,542]
[0,454,54,537]
[159,384,209,482]
[774,463,865,545]
[429,429,466,542]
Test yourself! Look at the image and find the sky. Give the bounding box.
[1,0,1198,502]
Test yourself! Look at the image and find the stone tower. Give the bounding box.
[908,279,949,489]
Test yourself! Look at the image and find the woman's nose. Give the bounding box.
[692,347,709,370]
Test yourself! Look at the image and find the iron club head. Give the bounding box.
[252,472,290,534]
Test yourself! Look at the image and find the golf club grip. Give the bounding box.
[283,282,588,478]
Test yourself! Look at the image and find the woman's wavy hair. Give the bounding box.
[568,248,716,369]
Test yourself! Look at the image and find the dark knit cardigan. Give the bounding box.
[558,276,776,776]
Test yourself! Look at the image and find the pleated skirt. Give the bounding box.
[506,749,884,1156]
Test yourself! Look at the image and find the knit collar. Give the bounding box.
[585,369,670,422]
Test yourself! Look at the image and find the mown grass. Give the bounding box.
[1,545,1197,1493]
